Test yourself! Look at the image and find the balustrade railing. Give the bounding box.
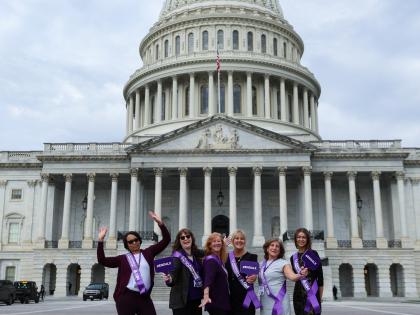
[44,241,58,248]
[69,241,82,249]
[388,240,402,248]
[0,151,41,162]
[362,240,377,248]
[43,143,130,154]
[311,140,401,151]
[337,240,352,248]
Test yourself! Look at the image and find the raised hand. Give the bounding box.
[198,295,211,308]
[98,227,108,241]
[149,211,163,225]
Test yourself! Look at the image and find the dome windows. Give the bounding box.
[261,34,267,53]
[175,36,181,56]
[232,30,239,50]
[200,85,209,114]
[217,30,224,50]
[233,84,242,114]
[188,33,194,54]
[247,32,253,51]
[155,44,160,60]
[273,38,278,56]
[202,31,209,50]
[164,40,169,58]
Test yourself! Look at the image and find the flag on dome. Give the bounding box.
[216,49,221,73]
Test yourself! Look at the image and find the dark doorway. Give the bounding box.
[212,215,229,237]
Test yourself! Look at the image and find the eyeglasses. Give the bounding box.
[127,238,139,245]
[180,235,191,241]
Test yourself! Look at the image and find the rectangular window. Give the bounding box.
[5,266,16,282]
[11,189,22,200]
[8,223,20,243]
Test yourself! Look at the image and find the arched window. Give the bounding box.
[217,30,224,49]
[202,31,209,50]
[188,33,194,54]
[283,42,287,58]
[247,32,253,51]
[273,38,278,56]
[200,85,209,114]
[261,34,266,53]
[252,86,257,115]
[219,84,226,113]
[185,87,190,116]
[232,30,239,50]
[233,84,241,114]
[175,36,181,56]
[155,44,159,60]
[164,40,169,58]
[161,92,166,121]
[150,96,155,124]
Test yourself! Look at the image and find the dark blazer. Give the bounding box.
[168,249,204,309]
[203,257,230,311]
[97,223,170,301]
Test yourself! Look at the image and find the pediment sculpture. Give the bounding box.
[196,124,241,150]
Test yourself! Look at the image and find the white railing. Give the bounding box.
[43,143,130,154]
[0,151,41,162]
[311,140,402,150]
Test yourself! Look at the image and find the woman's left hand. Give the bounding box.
[246,274,257,284]
[300,267,309,277]
[149,211,163,225]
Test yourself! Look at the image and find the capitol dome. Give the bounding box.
[123,0,321,144]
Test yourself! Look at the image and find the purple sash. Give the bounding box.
[292,253,321,314]
[125,253,146,294]
[228,251,261,309]
[204,254,228,276]
[259,259,287,315]
[173,251,203,288]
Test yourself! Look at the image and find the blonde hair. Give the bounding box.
[230,229,246,241]
[204,232,228,263]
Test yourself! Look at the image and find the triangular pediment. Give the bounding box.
[128,115,316,153]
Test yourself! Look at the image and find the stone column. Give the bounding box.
[36,173,50,246]
[314,99,319,133]
[280,78,287,121]
[0,180,6,249]
[264,74,271,118]
[293,82,299,124]
[58,174,72,249]
[228,167,237,233]
[353,264,368,298]
[348,171,362,248]
[107,173,119,249]
[303,88,309,128]
[179,168,188,230]
[303,167,313,231]
[278,167,288,238]
[129,169,138,231]
[172,76,178,120]
[396,172,411,247]
[208,72,215,116]
[189,74,195,118]
[371,171,387,248]
[310,94,316,131]
[227,71,234,116]
[125,101,130,135]
[144,85,150,126]
[378,265,393,297]
[252,167,265,246]
[22,180,37,246]
[202,167,212,245]
[324,172,337,248]
[246,72,253,116]
[82,173,95,249]
[156,80,163,123]
[128,94,134,133]
[154,168,163,238]
[134,89,141,130]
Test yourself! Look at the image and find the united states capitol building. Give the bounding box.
[1,0,420,300]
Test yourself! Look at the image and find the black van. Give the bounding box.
[0,280,16,305]
[14,281,39,304]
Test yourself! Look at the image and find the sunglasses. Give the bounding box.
[180,235,191,241]
[127,238,140,245]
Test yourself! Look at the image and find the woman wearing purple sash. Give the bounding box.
[164,228,204,315]
[199,232,230,315]
[290,228,324,315]
[259,239,306,315]
[97,211,170,315]
[225,230,258,315]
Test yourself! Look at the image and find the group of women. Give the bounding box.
[97,211,323,315]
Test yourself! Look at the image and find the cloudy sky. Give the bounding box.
[1,0,419,151]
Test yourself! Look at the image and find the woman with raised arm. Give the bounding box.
[199,232,230,315]
[225,230,260,315]
[163,228,204,315]
[259,239,307,315]
[290,228,324,315]
[97,211,170,315]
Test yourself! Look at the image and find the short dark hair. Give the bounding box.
[263,239,285,260]
[294,227,312,250]
[172,228,199,256]
[123,231,142,251]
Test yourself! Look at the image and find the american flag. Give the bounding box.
[216,49,221,73]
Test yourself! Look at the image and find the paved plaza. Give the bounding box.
[1,297,420,315]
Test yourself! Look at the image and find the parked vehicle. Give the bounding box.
[83,283,109,301]
[14,281,39,304]
[0,280,16,305]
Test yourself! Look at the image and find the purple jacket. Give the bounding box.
[203,257,231,311]
[97,224,170,301]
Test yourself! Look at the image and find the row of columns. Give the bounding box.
[126,73,319,135]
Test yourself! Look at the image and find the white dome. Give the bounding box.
[160,0,284,20]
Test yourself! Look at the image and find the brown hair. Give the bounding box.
[172,228,199,256]
[204,232,228,263]
[294,227,312,250]
[263,239,285,260]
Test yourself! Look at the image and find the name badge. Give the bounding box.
[154,257,174,274]
[302,250,321,271]
[240,260,259,276]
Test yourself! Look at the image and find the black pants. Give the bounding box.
[116,289,156,315]
[172,299,202,315]
[207,309,229,315]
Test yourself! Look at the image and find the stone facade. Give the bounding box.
[1,0,420,301]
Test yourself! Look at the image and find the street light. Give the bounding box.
[356,193,363,211]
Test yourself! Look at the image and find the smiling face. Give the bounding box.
[232,233,246,251]
[210,235,223,254]
[126,233,141,253]
[267,241,281,260]
[296,232,308,250]
[179,232,192,251]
